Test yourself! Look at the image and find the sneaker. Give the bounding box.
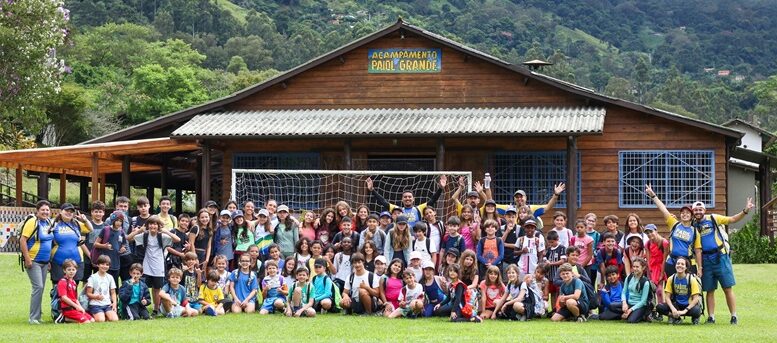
[730,316,738,325]
[54,314,66,324]
[706,316,716,324]
[655,314,664,322]
[151,310,160,317]
[577,316,587,322]
[28,320,41,325]
[692,317,700,325]
[588,313,599,321]
[518,315,526,322]
[471,316,482,323]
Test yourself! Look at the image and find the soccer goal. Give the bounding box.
[231,169,473,218]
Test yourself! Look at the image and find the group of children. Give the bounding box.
[50,190,703,326]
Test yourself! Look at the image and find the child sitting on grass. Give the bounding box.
[57,259,95,324]
[598,266,624,319]
[229,254,258,314]
[434,263,482,323]
[551,263,589,323]
[285,267,316,317]
[119,263,151,320]
[387,270,425,318]
[159,267,198,318]
[199,270,225,316]
[260,259,287,314]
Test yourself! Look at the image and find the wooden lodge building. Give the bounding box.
[2,19,774,235]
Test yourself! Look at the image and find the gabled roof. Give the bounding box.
[171,107,606,139]
[723,118,777,146]
[83,19,743,144]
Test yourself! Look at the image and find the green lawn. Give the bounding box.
[2,254,776,342]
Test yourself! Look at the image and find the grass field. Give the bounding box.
[2,254,776,342]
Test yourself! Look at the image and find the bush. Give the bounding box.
[729,213,777,264]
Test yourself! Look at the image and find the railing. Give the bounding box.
[0,181,56,207]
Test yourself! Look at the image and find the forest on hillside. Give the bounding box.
[3,0,777,149]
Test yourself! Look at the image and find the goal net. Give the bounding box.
[231,169,473,218]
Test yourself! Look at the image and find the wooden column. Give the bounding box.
[760,158,772,239]
[436,138,445,171]
[195,156,202,209]
[200,145,211,208]
[99,174,106,202]
[60,172,67,204]
[121,156,131,197]
[37,172,49,200]
[344,139,352,170]
[91,153,99,203]
[160,163,168,196]
[15,165,23,206]
[175,188,183,214]
[147,186,155,205]
[566,136,578,222]
[79,180,88,210]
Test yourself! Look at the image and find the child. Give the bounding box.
[57,259,95,324]
[273,205,299,258]
[378,211,392,232]
[212,255,232,310]
[602,215,624,246]
[459,249,480,289]
[360,240,379,273]
[533,263,550,309]
[262,244,285,278]
[86,255,119,322]
[420,260,449,317]
[232,210,254,266]
[213,210,235,267]
[439,248,460,279]
[479,265,506,320]
[412,222,437,265]
[118,263,151,320]
[583,213,601,285]
[494,264,522,320]
[181,252,202,312]
[126,215,180,316]
[595,234,624,287]
[285,267,316,317]
[359,214,386,255]
[434,263,482,323]
[387,270,425,318]
[340,253,380,315]
[459,205,480,251]
[333,217,360,251]
[550,212,573,248]
[516,219,544,279]
[602,257,651,323]
[623,234,649,275]
[656,256,702,325]
[384,215,411,264]
[374,255,387,277]
[441,216,466,257]
[260,260,287,314]
[282,256,297,286]
[85,201,106,280]
[598,265,623,317]
[246,244,262,275]
[477,219,505,279]
[294,238,312,267]
[229,254,258,314]
[422,207,444,261]
[644,224,669,305]
[501,207,521,269]
[550,263,589,322]
[619,213,648,250]
[570,220,594,282]
[518,272,547,320]
[159,267,198,318]
[381,258,405,315]
[166,213,190,271]
[93,211,129,287]
[407,251,424,282]
[333,237,354,291]
[307,240,334,276]
[310,258,335,313]
[199,270,225,316]
[544,230,567,302]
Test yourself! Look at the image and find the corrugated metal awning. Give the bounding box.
[171,107,605,138]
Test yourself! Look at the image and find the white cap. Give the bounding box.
[692,201,706,210]
[409,251,423,260]
[219,209,232,217]
[277,205,289,212]
[422,260,435,270]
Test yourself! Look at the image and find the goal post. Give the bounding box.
[231,169,473,218]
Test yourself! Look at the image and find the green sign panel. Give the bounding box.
[368,48,442,73]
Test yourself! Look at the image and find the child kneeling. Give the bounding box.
[285,267,316,317]
[551,263,589,322]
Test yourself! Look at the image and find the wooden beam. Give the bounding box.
[0,138,198,160]
[195,156,202,208]
[15,165,23,206]
[147,186,155,206]
[436,138,445,171]
[91,153,99,203]
[60,172,67,204]
[160,163,168,196]
[37,172,49,201]
[79,180,88,210]
[200,145,211,208]
[121,156,130,197]
[175,188,183,214]
[100,173,106,203]
[344,139,352,169]
[566,136,578,222]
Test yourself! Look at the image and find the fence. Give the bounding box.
[0,206,60,253]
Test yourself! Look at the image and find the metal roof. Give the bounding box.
[171,107,606,138]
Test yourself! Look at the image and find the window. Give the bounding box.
[619,150,715,208]
[490,151,581,208]
[233,152,320,170]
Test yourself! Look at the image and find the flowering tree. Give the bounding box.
[0,0,69,149]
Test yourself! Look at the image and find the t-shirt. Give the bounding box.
[412,237,437,263]
[183,270,199,303]
[517,233,545,275]
[571,234,594,266]
[460,222,478,251]
[234,227,255,252]
[622,275,650,309]
[162,283,186,305]
[199,284,224,305]
[311,274,333,301]
[480,237,501,265]
[51,220,89,265]
[137,232,172,277]
[408,266,423,282]
[158,213,176,231]
[359,228,386,255]
[215,225,234,260]
[695,214,732,254]
[261,275,285,292]
[479,281,505,309]
[217,270,230,294]
[228,270,258,302]
[665,274,701,307]
[21,217,54,263]
[426,221,442,253]
[560,277,588,307]
[398,283,424,308]
[347,271,380,299]
[502,224,521,265]
[441,235,466,254]
[289,282,314,304]
[274,222,299,257]
[334,252,352,282]
[666,217,697,259]
[544,244,567,280]
[86,220,104,250]
[191,226,211,253]
[505,282,521,300]
[550,227,574,248]
[586,229,601,251]
[87,272,116,306]
[57,278,78,310]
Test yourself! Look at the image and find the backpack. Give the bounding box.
[412,237,432,254]
[347,271,376,294]
[133,231,164,264]
[522,282,539,319]
[289,281,315,304]
[450,280,475,318]
[581,278,599,311]
[50,288,62,321]
[517,232,543,258]
[425,220,444,242]
[312,274,342,312]
[90,227,115,267]
[670,273,705,316]
[17,214,37,271]
[624,274,656,319]
[707,215,731,254]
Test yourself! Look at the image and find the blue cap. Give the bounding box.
[379,211,391,218]
[644,224,657,232]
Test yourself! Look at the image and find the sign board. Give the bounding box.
[368,48,442,73]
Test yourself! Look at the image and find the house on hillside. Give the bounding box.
[3,19,769,235]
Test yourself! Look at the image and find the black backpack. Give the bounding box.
[670,273,705,316]
[625,274,656,319]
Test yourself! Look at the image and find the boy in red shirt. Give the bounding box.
[56,259,95,324]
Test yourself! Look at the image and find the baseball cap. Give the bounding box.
[524,219,537,227]
[485,199,496,206]
[422,260,435,270]
[60,203,75,211]
[505,206,517,214]
[379,211,391,218]
[374,256,387,265]
[368,214,380,221]
[257,209,270,217]
[409,251,422,260]
[231,210,244,219]
[644,224,657,232]
[514,190,527,197]
[277,205,289,212]
[445,248,461,258]
[396,215,408,224]
[626,233,644,245]
[680,205,693,213]
[219,209,232,217]
[692,201,706,210]
[205,200,218,208]
[466,191,479,198]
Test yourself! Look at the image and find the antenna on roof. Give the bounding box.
[397,17,404,24]
[522,59,553,71]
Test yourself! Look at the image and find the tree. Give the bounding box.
[0,0,69,148]
[604,77,635,100]
[126,64,209,124]
[226,56,248,74]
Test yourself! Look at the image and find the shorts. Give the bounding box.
[62,308,94,323]
[50,262,85,283]
[143,275,165,289]
[701,253,736,291]
[291,305,312,316]
[161,304,185,318]
[313,298,337,312]
[349,298,377,315]
[189,302,202,310]
[556,300,589,319]
[261,296,285,312]
[88,304,114,314]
